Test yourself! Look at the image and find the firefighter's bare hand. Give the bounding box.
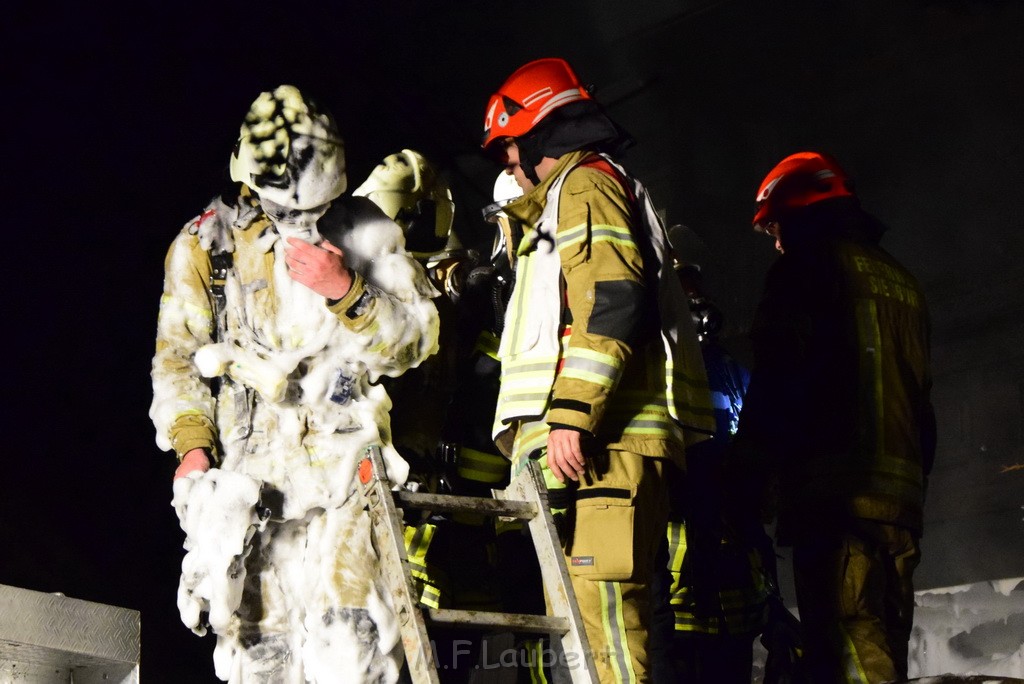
[547,428,586,483]
[285,238,353,300]
[174,448,211,481]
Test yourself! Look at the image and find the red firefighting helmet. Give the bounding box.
[752,151,856,231]
[481,58,593,151]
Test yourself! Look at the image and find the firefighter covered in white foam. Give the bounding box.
[150,85,439,684]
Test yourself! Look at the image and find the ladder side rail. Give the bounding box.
[497,461,600,684]
[361,447,441,684]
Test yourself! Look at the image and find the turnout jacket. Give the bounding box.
[738,215,935,542]
[493,150,714,467]
[150,188,439,520]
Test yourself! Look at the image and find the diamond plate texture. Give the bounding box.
[0,584,139,674]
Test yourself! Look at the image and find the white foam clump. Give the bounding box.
[194,342,293,403]
[296,506,403,684]
[172,469,266,636]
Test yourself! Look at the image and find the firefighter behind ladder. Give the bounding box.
[480,57,716,682]
[648,251,775,683]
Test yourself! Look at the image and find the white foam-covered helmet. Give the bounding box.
[229,85,346,210]
[481,171,523,224]
[352,149,455,258]
[482,171,524,267]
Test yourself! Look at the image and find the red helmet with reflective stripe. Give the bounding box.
[481,58,592,151]
[752,151,856,231]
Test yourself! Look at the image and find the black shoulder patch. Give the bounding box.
[590,280,645,343]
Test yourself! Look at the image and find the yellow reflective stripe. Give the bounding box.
[510,421,551,474]
[853,299,926,501]
[516,226,541,257]
[666,358,710,390]
[858,455,924,501]
[503,357,561,374]
[868,454,924,482]
[506,247,538,348]
[672,607,768,636]
[840,625,871,683]
[499,357,560,406]
[474,330,501,359]
[542,469,568,505]
[403,524,442,608]
[669,534,769,635]
[623,421,674,436]
[456,447,509,484]
[600,581,636,683]
[499,382,556,397]
[665,360,716,423]
[623,427,673,438]
[159,293,212,318]
[404,524,435,563]
[556,223,588,252]
[666,522,687,575]
[673,614,722,634]
[159,294,213,331]
[852,478,922,504]
[362,320,386,351]
[607,395,671,411]
[500,398,553,417]
[556,223,636,254]
[855,299,884,455]
[527,639,548,684]
[621,412,680,438]
[670,598,763,635]
[561,348,622,387]
[420,586,441,609]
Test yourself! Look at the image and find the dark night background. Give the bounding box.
[4,1,1023,681]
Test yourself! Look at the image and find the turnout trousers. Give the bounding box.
[791,519,921,684]
[561,451,669,684]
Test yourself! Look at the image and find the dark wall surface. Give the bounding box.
[4,1,1022,680]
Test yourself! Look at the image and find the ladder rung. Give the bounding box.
[395,491,537,519]
[426,609,569,634]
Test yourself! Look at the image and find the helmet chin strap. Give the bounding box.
[518,155,542,187]
[515,132,545,187]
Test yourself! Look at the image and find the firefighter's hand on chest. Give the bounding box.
[548,428,587,483]
[284,237,353,300]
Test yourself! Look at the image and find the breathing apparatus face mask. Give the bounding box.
[260,197,330,244]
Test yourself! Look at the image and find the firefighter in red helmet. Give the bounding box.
[732,151,936,683]
[752,151,857,254]
[481,57,716,682]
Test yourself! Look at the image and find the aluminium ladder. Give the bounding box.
[358,446,598,684]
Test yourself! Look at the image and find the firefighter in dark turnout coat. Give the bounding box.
[733,151,936,684]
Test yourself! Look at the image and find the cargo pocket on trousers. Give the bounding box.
[566,487,637,581]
